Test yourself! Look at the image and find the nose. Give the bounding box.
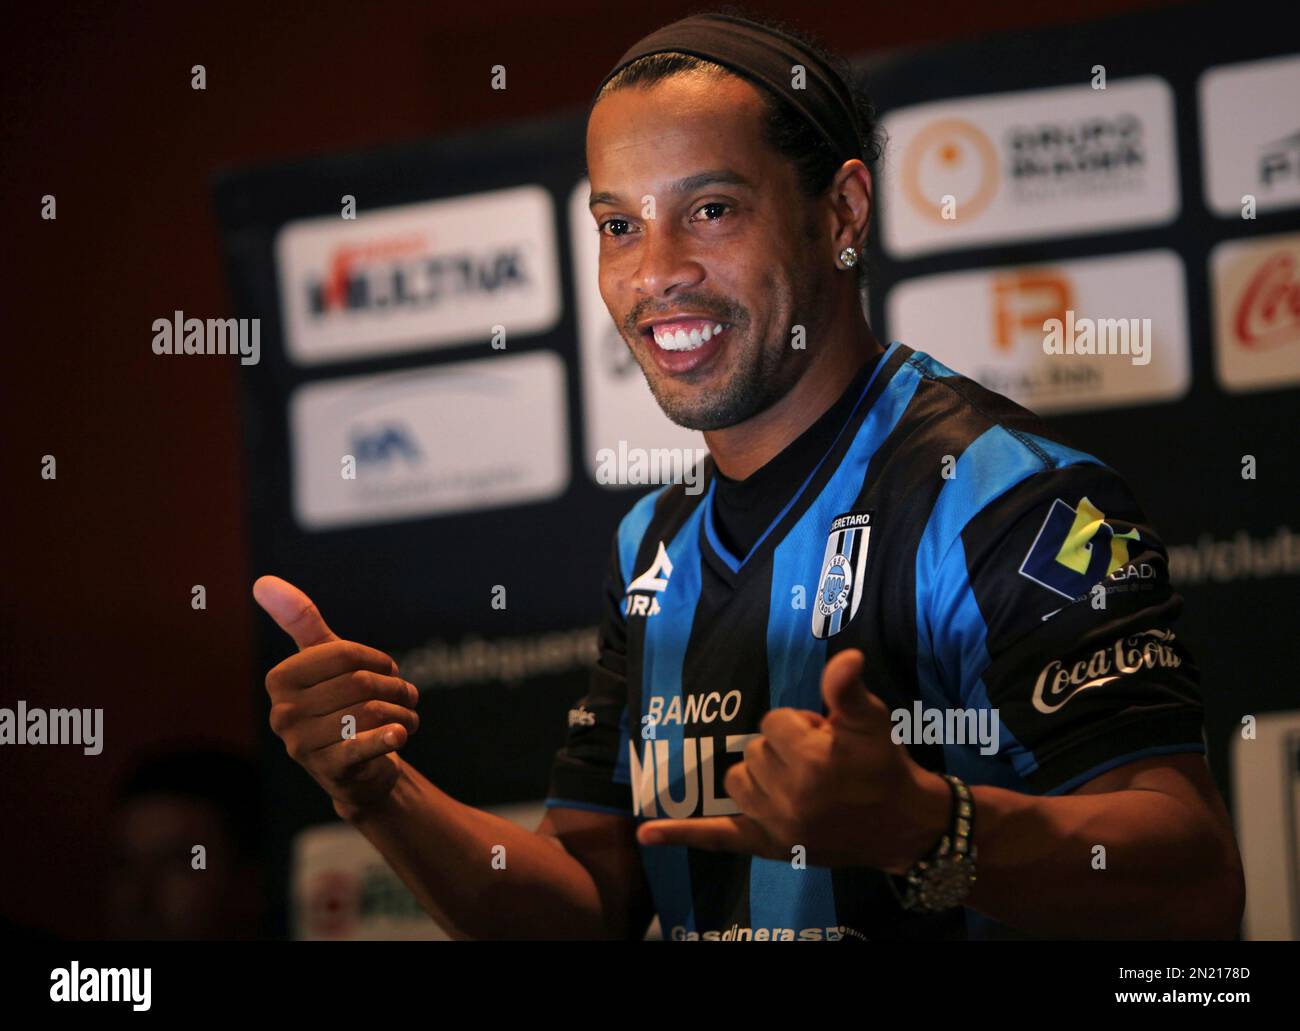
[631,221,703,299]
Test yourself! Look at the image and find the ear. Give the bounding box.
[827,158,873,256]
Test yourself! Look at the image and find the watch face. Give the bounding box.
[922,856,975,909]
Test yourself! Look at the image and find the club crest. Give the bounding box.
[811,511,873,639]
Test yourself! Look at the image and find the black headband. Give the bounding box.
[594,12,864,164]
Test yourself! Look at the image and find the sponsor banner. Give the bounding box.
[289,350,569,529]
[567,180,705,485]
[1199,53,1300,218]
[1229,710,1300,940]
[276,185,561,365]
[292,822,443,940]
[885,249,1190,413]
[1209,230,1300,393]
[880,77,1179,258]
[1168,525,1300,585]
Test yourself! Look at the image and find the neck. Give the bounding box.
[704,315,883,481]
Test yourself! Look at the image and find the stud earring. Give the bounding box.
[838,246,858,269]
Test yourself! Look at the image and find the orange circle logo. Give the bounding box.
[901,118,999,223]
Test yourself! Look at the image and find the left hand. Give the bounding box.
[635,649,951,873]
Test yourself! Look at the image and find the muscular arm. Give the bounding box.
[917,461,1244,937]
[922,753,1246,938]
[338,757,654,940]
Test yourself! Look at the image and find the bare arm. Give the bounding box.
[948,753,1246,938]
[253,574,654,941]
[337,757,654,940]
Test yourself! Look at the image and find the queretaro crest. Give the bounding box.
[811,511,874,639]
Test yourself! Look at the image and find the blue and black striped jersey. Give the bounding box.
[546,341,1206,941]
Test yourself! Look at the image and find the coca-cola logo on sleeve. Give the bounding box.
[1032,628,1183,714]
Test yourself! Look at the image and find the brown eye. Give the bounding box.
[692,202,730,222]
[600,218,631,237]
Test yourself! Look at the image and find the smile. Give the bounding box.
[649,319,731,352]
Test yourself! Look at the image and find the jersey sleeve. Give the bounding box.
[543,530,635,816]
[923,459,1205,795]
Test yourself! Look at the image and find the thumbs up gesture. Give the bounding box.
[253,575,421,819]
[636,650,953,873]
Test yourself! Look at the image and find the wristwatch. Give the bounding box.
[889,774,977,912]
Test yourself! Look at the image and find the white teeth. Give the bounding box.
[652,321,729,352]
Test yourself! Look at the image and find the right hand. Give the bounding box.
[253,575,420,818]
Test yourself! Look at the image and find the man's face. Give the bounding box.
[587,71,830,431]
[105,794,257,939]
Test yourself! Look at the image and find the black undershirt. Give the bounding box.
[711,352,882,561]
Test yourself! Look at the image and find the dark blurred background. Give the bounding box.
[0,0,1271,939]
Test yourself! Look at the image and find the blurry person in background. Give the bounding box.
[104,747,264,940]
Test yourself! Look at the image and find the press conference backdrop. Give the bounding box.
[213,2,1300,939]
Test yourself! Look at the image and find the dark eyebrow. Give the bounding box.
[588,169,754,210]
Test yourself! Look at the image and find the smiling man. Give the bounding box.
[256,9,1245,941]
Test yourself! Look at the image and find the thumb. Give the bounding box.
[252,575,340,651]
[821,649,884,733]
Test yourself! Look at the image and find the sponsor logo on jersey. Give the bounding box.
[812,511,873,639]
[567,705,596,728]
[670,922,868,941]
[624,540,673,617]
[1019,496,1140,600]
[1033,627,1183,714]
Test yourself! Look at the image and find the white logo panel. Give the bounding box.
[290,350,569,529]
[886,250,1190,414]
[1210,230,1300,393]
[1200,54,1300,217]
[880,77,1179,258]
[277,186,561,365]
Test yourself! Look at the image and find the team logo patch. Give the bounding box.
[1019,496,1140,601]
[812,511,874,639]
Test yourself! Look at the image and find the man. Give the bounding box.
[254,10,1244,940]
[104,748,264,940]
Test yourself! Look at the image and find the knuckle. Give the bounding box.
[789,769,817,805]
[268,701,294,736]
[283,732,305,763]
[322,745,352,781]
[347,669,371,693]
[265,664,288,695]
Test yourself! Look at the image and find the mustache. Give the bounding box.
[623,297,746,333]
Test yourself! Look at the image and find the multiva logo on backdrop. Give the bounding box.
[881,76,1179,259]
[275,185,561,366]
[1210,230,1300,394]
